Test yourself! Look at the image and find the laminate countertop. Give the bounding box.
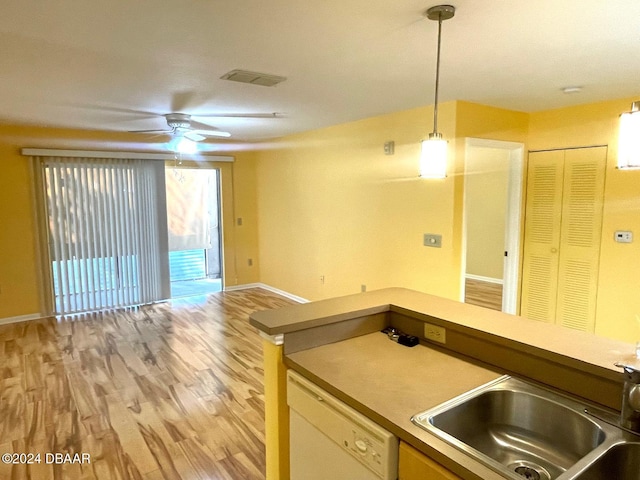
[285,332,506,479]
[250,287,638,479]
[250,287,636,376]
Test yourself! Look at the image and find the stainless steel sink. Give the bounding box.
[412,375,636,480]
[572,442,640,480]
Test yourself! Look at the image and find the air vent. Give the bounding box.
[220,69,287,87]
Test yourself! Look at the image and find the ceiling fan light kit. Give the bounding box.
[171,136,198,154]
[419,4,455,179]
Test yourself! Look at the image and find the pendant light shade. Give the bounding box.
[420,5,455,179]
[618,101,640,169]
[420,134,447,178]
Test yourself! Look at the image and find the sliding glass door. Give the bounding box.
[35,156,170,315]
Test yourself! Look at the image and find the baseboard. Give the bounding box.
[465,274,504,285]
[0,313,44,326]
[0,285,307,326]
[224,283,309,304]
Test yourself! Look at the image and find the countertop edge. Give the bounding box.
[251,287,635,377]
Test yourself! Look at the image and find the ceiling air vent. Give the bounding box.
[220,69,287,87]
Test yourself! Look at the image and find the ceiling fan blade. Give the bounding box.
[65,103,161,118]
[196,112,283,119]
[189,119,231,137]
[191,129,232,138]
[183,131,206,142]
[129,128,173,134]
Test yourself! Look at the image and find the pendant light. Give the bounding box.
[420,5,455,179]
[618,101,640,169]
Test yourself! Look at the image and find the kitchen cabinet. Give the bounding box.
[520,146,606,332]
[398,441,463,480]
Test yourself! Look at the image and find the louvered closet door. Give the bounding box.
[555,147,606,332]
[520,150,565,322]
[520,147,606,331]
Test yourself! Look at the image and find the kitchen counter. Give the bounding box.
[251,287,635,376]
[286,332,504,479]
[250,287,637,479]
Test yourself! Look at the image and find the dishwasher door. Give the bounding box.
[287,370,398,480]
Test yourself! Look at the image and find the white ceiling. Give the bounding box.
[1,0,639,150]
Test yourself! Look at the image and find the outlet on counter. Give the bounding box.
[424,323,446,344]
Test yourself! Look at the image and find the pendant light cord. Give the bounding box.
[432,13,443,135]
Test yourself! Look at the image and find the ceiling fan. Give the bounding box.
[130,113,232,141]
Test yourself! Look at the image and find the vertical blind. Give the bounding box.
[36,156,167,314]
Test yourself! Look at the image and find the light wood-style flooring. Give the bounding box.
[0,288,295,480]
[464,278,503,311]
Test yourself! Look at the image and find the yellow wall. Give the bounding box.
[229,151,261,285]
[0,137,40,317]
[3,96,639,342]
[254,101,529,302]
[254,96,638,342]
[465,147,510,279]
[528,96,640,342]
[0,125,259,319]
[254,103,461,301]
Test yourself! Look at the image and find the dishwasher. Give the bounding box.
[287,370,398,480]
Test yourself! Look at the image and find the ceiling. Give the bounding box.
[1,0,639,151]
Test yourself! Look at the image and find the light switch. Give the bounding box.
[423,234,442,248]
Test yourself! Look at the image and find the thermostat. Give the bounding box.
[615,231,633,243]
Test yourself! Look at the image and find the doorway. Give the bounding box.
[165,166,223,298]
[462,138,524,314]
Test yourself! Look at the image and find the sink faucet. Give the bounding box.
[615,362,640,433]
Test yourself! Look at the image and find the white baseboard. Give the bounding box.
[224,283,309,304]
[0,313,44,326]
[465,274,504,285]
[0,284,307,326]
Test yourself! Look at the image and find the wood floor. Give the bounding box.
[464,278,503,311]
[0,288,296,480]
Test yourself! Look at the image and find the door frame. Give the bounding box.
[462,138,524,314]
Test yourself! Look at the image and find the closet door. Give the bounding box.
[555,147,606,332]
[520,147,606,332]
[520,150,565,322]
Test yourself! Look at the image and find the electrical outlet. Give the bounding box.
[361,284,367,292]
[424,323,446,344]
[247,258,253,266]
[320,275,325,285]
